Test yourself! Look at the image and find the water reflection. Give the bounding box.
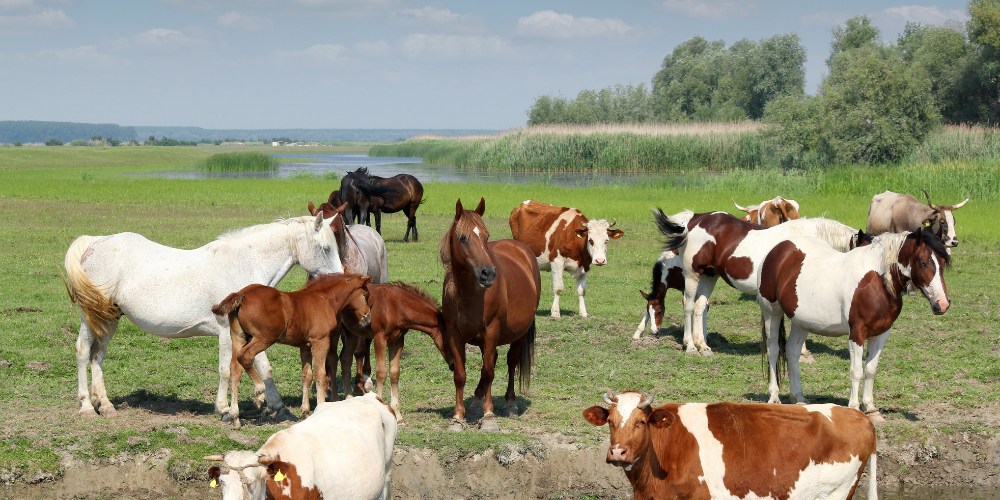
[140,153,708,188]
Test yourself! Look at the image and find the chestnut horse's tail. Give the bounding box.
[63,235,120,339]
[760,314,787,386]
[212,292,244,318]
[518,320,536,394]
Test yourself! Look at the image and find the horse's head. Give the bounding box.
[444,198,495,288]
[901,226,951,315]
[293,213,344,278]
[339,275,373,330]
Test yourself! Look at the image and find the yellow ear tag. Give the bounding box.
[210,479,218,488]
[577,233,583,238]
[924,220,932,227]
[274,470,286,482]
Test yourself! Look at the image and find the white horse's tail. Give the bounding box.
[867,448,878,500]
[63,235,119,338]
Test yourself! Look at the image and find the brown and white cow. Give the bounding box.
[509,200,623,318]
[584,391,878,500]
[867,189,971,254]
[205,392,397,500]
[732,195,801,226]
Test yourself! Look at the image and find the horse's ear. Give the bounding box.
[475,197,486,216]
[308,201,318,216]
[360,276,374,287]
[582,406,609,426]
[455,199,464,221]
[640,290,650,300]
[314,212,324,230]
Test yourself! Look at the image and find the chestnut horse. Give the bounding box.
[212,273,373,429]
[438,198,541,432]
[758,228,950,420]
[368,173,424,242]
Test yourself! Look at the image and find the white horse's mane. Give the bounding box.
[869,232,909,296]
[800,217,858,252]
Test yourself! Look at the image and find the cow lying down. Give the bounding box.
[205,392,397,500]
[584,392,878,500]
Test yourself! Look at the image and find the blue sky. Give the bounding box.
[0,0,970,129]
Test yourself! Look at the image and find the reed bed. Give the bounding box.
[905,124,1000,163]
[200,151,277,172]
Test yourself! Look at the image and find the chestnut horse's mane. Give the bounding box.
[438,212,490,268]
[388,281,439,309]
[300,272,365,291]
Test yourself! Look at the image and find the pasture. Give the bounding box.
[1,148,999,495]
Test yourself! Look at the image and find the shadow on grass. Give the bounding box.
[112,389,216,416]
[742,392,851,406]
[414,395,533,424]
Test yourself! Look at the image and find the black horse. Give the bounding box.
[339,168,396,226]
[368,174,425,242]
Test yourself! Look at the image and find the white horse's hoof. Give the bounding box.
[767,396,781,404]
[99,405,118,417]
[685,347,699,355]
[866,411,886,423]
[550,312,561,319]
[799,354,817,364]
[699,349,714,357]
[78,407,98,417]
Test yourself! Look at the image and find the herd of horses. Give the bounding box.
[59,173,970,498]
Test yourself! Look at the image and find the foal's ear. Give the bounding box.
[455,199,464,221]
[475,197,486,216]
[308,201,318,216]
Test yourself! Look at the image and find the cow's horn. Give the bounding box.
[732,199,749,212]
[609,218,617,228]
[921,189,940,210]
[952,190,972,209]
[638,394,654,408]
[602,392,616,405]
[203,455,225,462]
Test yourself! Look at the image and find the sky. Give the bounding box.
[0,0,972,129]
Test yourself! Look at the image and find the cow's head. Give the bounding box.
[759,196,800,227]
[583,392,667,471]
[204,451,269,500]
[922,189,971,251]
[577,218,624,266]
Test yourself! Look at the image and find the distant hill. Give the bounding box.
[0,121,137,143]
[132,127,499,143]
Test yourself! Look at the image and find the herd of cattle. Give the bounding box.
[60,170,971,499]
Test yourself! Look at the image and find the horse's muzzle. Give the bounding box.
[476,265,497,288]
[359,313,372,327]
[931,298,950,315]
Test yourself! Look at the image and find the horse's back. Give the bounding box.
[346,224,388,283]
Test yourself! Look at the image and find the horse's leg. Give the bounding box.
[550,257,565,318]
[862,330,891,419]
[310,336,332,407]
[227,329,249,429]
[234,337,273,421]
[75,314,100,416]
[388,338,403,421]
[216,323,234,417]
[786,323,810,404]
[681,273,701,354]
[575,269,589,318]
[88,319,120,417]
[449,347,468,430]
[373,334,389,400]
[250,349,284,413]
[847,326,867,411]
[693,275,717,355]
[503,336,526,417]
[353,338,373,394]
[374,208,382,235]
[299,347,314,417]
[474,340,499,431]
[340,332,360,399]
[633,306,649,340]
[760,304,783,404]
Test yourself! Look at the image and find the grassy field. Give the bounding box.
[1,148,998,488]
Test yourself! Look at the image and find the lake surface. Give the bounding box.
[142,153,699,188]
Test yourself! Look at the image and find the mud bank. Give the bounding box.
[3,432,1000,499]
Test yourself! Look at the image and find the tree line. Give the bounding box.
[0,121,137,144]
[526,0,1000,165]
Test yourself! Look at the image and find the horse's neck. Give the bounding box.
[210,224,297,286]
[399,300,443,333]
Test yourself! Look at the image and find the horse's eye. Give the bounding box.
[459,235,468,243]
[920,262,928,268]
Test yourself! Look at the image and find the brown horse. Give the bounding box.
[368,174,424,242]
[340,168,396,225]
[211,273,373,429]
[437,198,541,432]
[337,281,444,421]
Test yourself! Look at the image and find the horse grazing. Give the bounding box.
[368,174,424,242]
[212,273,373,429]
[758,228,950,419]
[340,167,396,226]
[340,282,444,421]
[653,209,871,356]
[62,214,344,418]
[437,198,541,432]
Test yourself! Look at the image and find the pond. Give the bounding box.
[142,153,707,188]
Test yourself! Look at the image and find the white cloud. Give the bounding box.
[275,43,349,63]
[217,11,273,31]
[800,10,853,27]
[353,40,391,58]
[883,5,969,25]
[398,6,476,24]
[0,8,73,28]
[661,0,755,20]
[108,28,211,51]
[397,33,508,61]
[0,0,34,11]
[38,45,124,68]
[515,11,630,40]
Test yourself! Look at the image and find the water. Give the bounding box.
[141,153,704,187]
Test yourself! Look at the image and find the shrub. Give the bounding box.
[200,152,277,172]
[45,139,63,146]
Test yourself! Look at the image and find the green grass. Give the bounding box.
[200,151,277,172]
[1,149,998,486]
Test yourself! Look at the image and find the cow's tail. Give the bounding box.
[760,314,787,385]
[63,235,119,339]
[867,446,878,500]
[652,208,693,252]
[518,320,536,394]
[212,292,244,318]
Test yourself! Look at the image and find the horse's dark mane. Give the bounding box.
[300,272,364,291]
[650,260,664,299]
[911,227,951,266]
[389,281,440,309]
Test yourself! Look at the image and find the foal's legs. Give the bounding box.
[785,323,810,404]
[862,330,891,416]
[75,313,120,416]
[387,338,403,420]
[353,338,373,394]
[299,348,314,416]
[230,334,274,428]
[373,334,389,399]
[310,335,332,408]
[339,331,361,399]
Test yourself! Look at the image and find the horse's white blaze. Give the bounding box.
[804,403,836,422]
[922,256,948,310]
[473,226,480,237]
[648,305,658,331]
[615,393,642,428]
[784,456,864,500]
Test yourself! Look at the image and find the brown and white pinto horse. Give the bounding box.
[368,173,424,242]
[212,274,373,429]
[758,228,950,419]
[653,209,871,355]
[437,198,541,432]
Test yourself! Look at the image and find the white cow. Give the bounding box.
[205,392,397,500]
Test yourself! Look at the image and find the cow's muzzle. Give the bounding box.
[607,444,630,466]
[594,258,607,266]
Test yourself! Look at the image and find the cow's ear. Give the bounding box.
[266,461,290,482]
[649,408,675,428]
[582,406,609,426]
[575,228,588,239]
[767,203,787,223]
[475,197,486,216]
[608,229,624,239]
[455,199,464,221]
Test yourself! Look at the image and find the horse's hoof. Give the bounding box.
[99,405,119,418]
[479,416,500,433]
[221,414,232,423]
[767,397,781,404]
[550,313,561,319]
[275,407,298,423]
[78,407,98,417]
[505,405,520,418]
[800,354,817,364]
[685,347,699,355]
[866,411,886,423]
[448,418,465,432]
[231,418,242,430]
[699,349,714,357]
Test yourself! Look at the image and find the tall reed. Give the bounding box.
[200,152,277,172]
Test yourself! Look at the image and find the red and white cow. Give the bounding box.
[509,200,623,318]
[204,392,397,500]
[584,391,878,500]
[732,195,800,226]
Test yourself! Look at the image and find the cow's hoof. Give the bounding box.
[479,416,500,433]
[78,407,98,417]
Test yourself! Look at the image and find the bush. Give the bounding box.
[69,140,91,147]
[45,139,63,146]
[200,152,277,172]
[12,142,21,147]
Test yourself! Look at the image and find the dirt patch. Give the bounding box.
[2,307,41,316]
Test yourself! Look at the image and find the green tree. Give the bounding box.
[45,139,63,146]
[829,16,881,64]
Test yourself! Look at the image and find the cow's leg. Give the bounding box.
[681,273,702,354]
[550,257,566,318]
[847,327,867,410]
[692,275,717,355]
[87,319,120,417]
[449,347,468,429]
[862,330,891,418]
[310,336,332,407]
[299,348,314,417]
[340,332,360,399]
[388,338,404,421]
[503,336,525,417]
[786,323,810,404]
[575,269,589,318]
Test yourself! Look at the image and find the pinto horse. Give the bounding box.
[368,173,424,242]
[212,273,373,429]
[438,198,541,432]
[758,228,950,418]
[653,210,871,356]
[62,214,344,418]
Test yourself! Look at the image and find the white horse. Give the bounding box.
[63,213,344,418]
